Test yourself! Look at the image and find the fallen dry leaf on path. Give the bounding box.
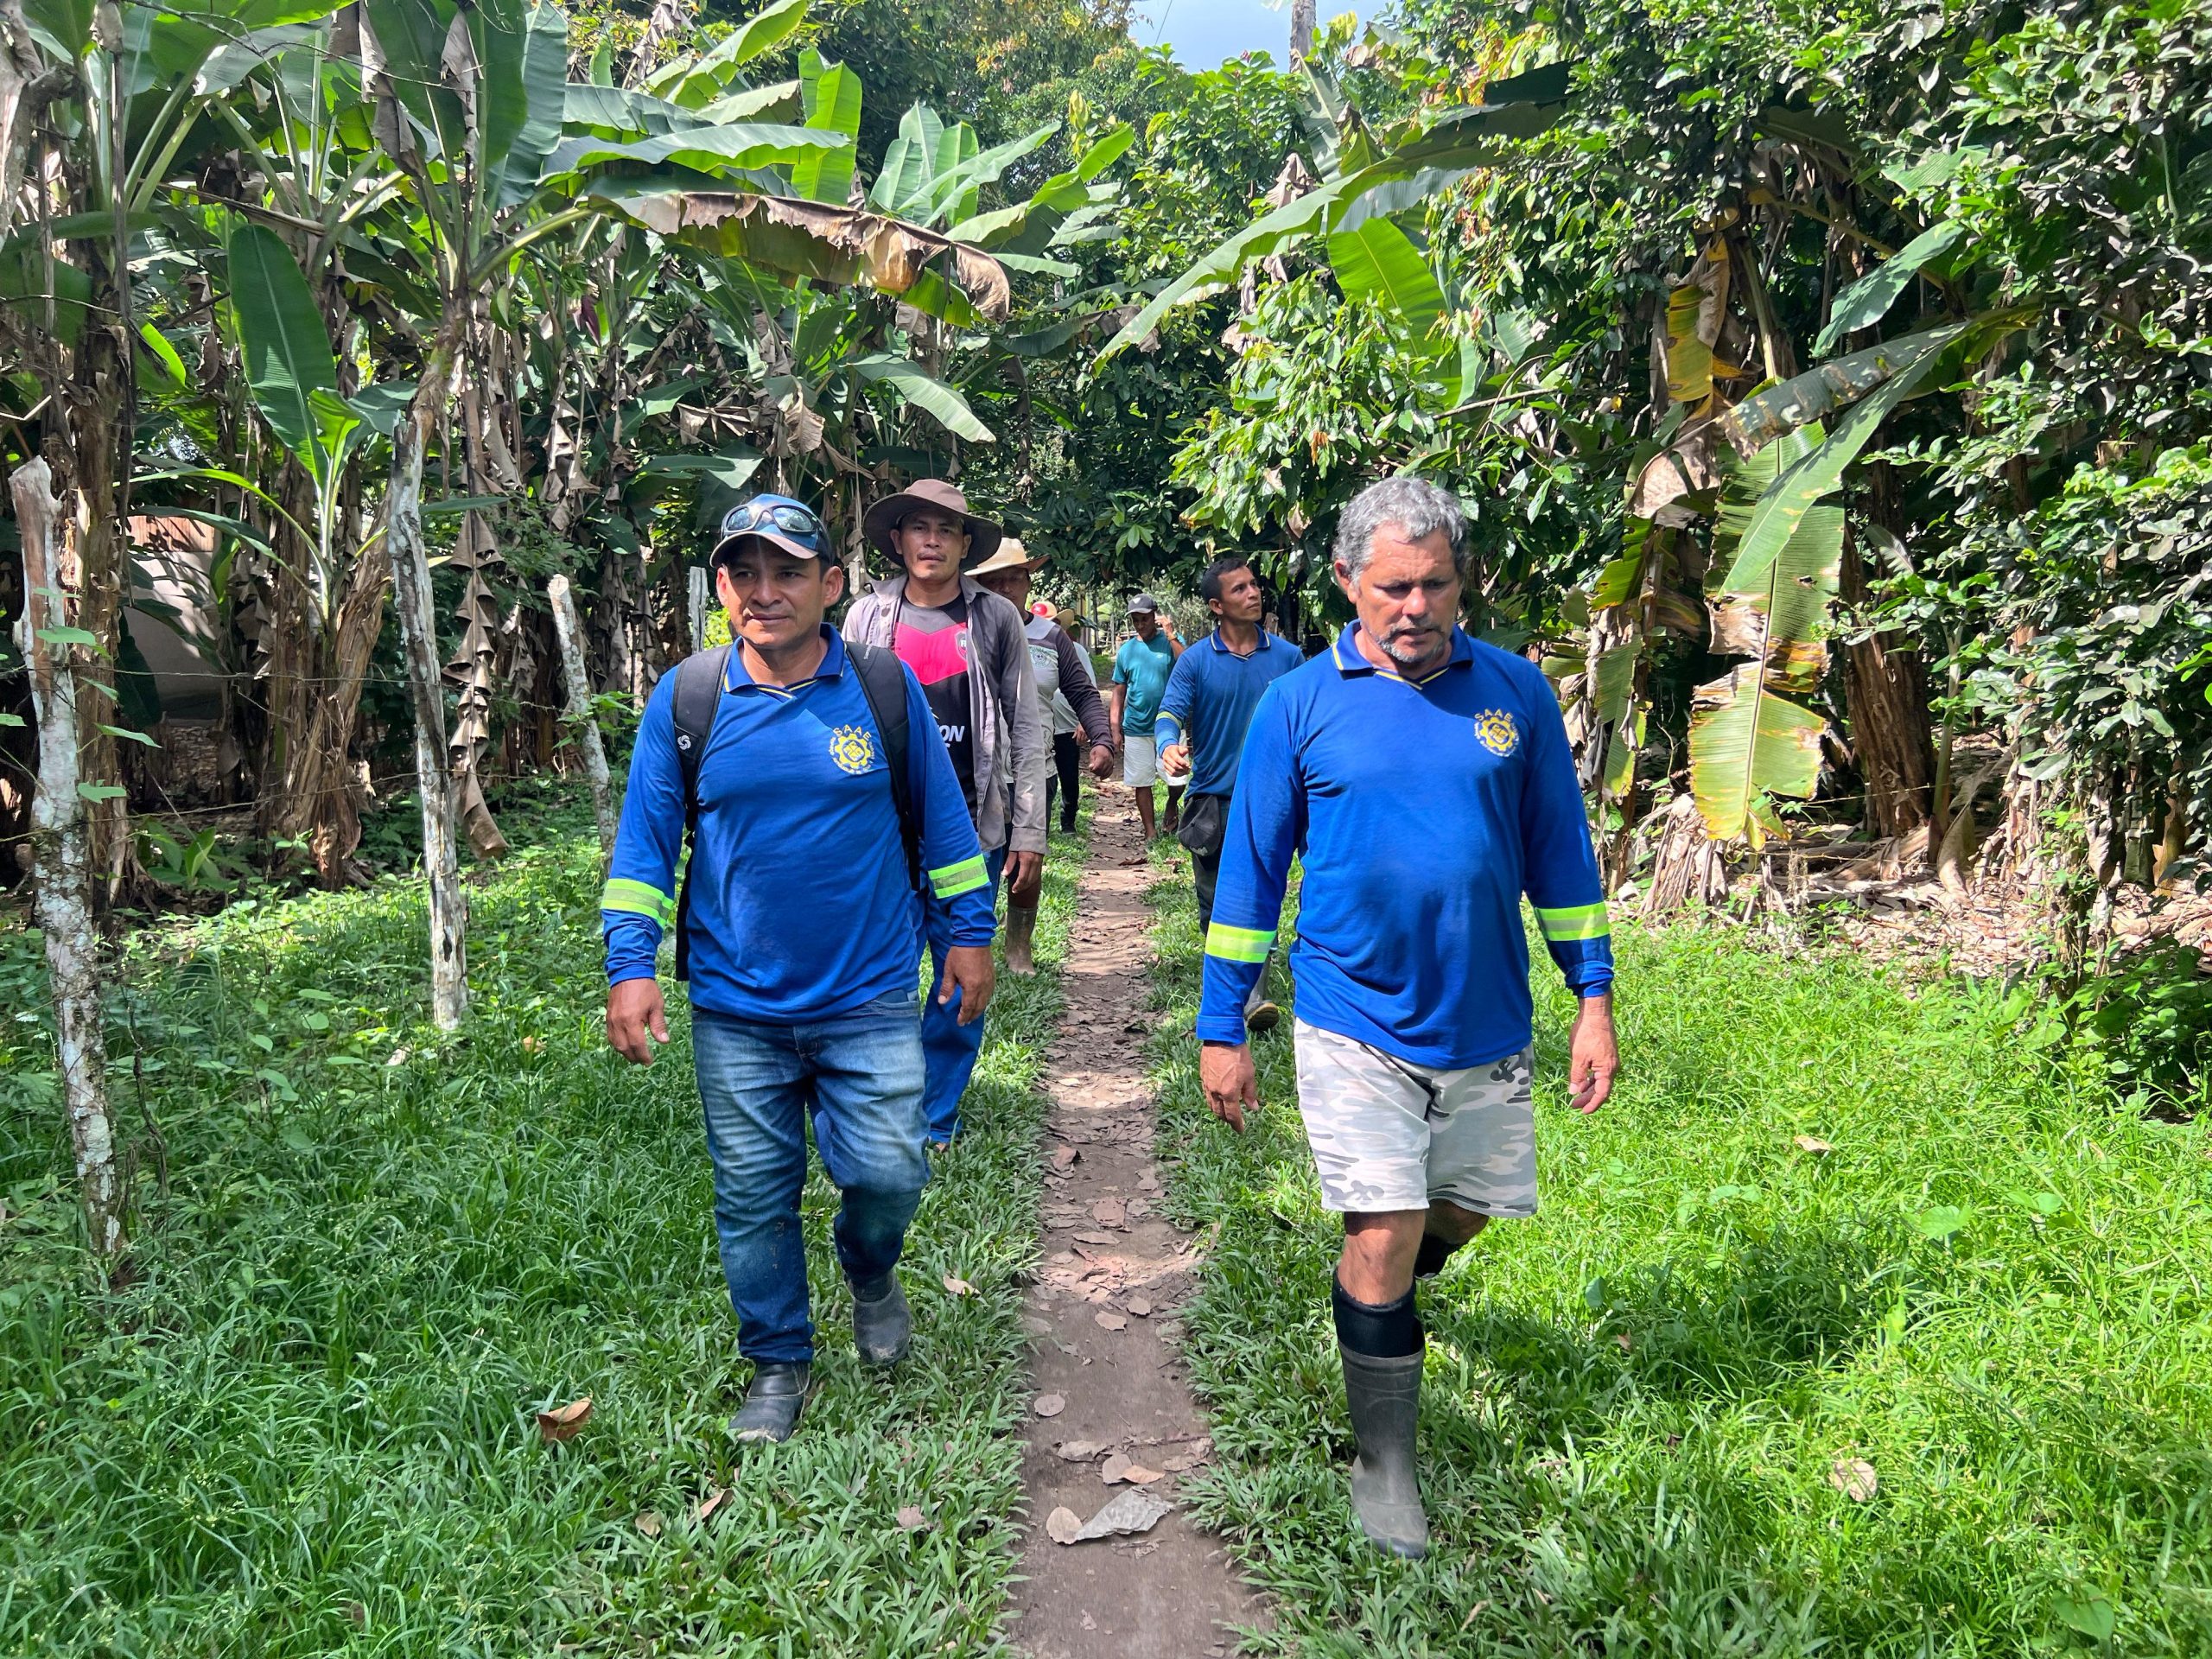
[896,1505,931,1531]
[537,1397,593,1442]
[1033,1393,1066,1418]
[696,1488,728,1523]
[1829,1458,1878,1502]
[1095,1311,1128,1332]
[1795,1135,1835,1154]
[1046,1506,1084,1544]
[1092,1198,1127,1227]
[1057,1486,1172,1542]
[943,1274,975,1297]
[1052,1147,1080,1171]
[633,1510,663,1538]
[1126,1296,1153,1318]
[1055,1440,1107,1461]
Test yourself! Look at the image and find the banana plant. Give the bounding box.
[1686,429,1845,843]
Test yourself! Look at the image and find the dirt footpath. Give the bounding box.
[1004,802,1264,1659]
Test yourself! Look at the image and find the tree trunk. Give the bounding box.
[549,574,618,868]
[389,330,469,1031]
[1840,468,1935,840]
[263,535,391,885]
[1290,0,1316,60]
[60,276,130,902]
[14,458,124,1259]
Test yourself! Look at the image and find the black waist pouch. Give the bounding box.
[1175,792,1229,858]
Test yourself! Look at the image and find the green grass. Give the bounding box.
[1,798,1089,1656]
[1143,866,2212,1656]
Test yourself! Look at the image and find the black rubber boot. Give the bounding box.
[851,1272,912,1367]
[1339,1343,1428,1558]
[731,1361,810,1443]
[1004,903,1038,976]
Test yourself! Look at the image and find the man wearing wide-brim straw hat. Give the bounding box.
[844,480,1050,1146]
[969,537,1113,974]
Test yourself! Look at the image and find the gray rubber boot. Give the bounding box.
[851,1272,912,1367]
[1339,1344,1428,1558]
[731,1361,810,1443]
[1004,903,1038,976]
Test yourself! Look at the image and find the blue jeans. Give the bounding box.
[920,845,1005,1141]
[692,992,931,1364]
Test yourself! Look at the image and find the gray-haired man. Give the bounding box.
[1195,476,1621,1558]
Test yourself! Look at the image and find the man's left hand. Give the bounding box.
[1086,743,1114,780]
[1567,991,1619,1114]
[939,944,995,1026]
[1006,849,1044,903]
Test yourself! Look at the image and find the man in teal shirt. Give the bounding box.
[1109,593,1184,839]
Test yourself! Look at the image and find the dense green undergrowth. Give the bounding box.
[1,798,1087,1656]
[1146,865,2212,1657]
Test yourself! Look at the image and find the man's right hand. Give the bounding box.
[1200,1039,1257,1133]
[1160,742,1192,775]
[607,977,669,1065]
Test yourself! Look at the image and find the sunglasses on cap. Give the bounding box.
[720,500,826,544]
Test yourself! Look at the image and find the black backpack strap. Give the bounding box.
[671,645,731,982]
[847,641,921,892]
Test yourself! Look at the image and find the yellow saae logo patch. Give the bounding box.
[829,724,877,774]
[1474,708,1520,757]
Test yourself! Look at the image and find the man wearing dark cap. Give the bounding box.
[601,494,997,1444]
[1110,593,1184,841]
[843,479,1049,1146]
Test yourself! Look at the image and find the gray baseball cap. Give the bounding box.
[1127,592,1160,614]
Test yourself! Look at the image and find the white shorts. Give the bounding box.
[1121,733,1186,789]
[1293,1020,1538,1217]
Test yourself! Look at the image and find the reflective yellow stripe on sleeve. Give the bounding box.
[1205,922,1275,963]
[601,877,676,928]
[930,855,990,899]
[1535,900,1611,941]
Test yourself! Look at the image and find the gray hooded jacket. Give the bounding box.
[842,574,1048,855]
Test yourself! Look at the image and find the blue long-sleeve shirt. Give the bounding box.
[1196,624,1614,1066]
[602,628,995,1022]
[1152,627,1300,798]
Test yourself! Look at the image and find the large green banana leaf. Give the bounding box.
[1712,310,2030,593]
[851,355,993,442]
[227,223,340,482]
[1688,429,1845,838]
[789,49,861,205]
[1811,220,1967,355]
[1324,218,1444,346]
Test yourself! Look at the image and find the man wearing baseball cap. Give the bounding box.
[1110,593,1185,841]
[843,479,1050,1145]
[601,493,997,1443]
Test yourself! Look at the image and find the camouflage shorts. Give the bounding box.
[1292,1020,1538,1217]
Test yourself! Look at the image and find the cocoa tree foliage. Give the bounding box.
[1154,0,2211,871]
[959,51,1306,591]
[747,0,1137,167]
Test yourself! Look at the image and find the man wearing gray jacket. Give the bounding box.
[844,479,1049,1145]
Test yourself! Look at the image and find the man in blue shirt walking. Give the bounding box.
[1155,556,1300,1030]
[602,495,996,1444]
[1195,478,1621,1558]
[1109,594,1183,840]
